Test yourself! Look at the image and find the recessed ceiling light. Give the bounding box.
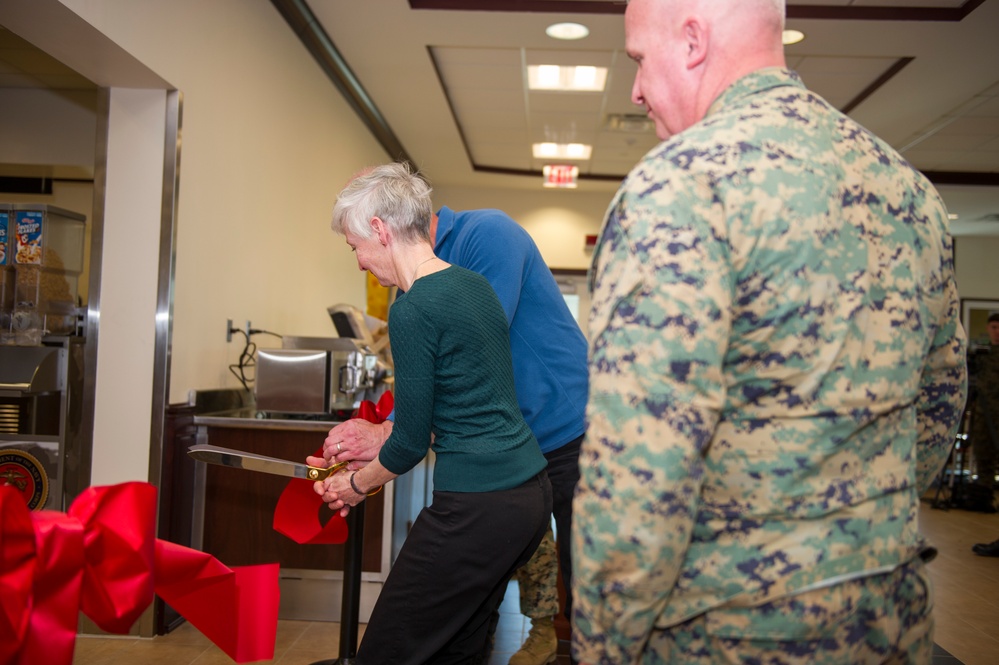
[782,29,805,45]
[528,65,608,91]
[546,22,589,40]
[533,143,592,160]
[949,213,959,220]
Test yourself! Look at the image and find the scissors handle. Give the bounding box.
[306,459,350,481]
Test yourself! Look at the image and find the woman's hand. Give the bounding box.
[322,419,393,471]
[312,458,397,517]
[313,471,363,518]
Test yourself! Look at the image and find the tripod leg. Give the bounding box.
[310,501,366,665]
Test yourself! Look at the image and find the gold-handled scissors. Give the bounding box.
[188,443,350,481]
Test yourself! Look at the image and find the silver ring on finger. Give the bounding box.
[336,441,342,454]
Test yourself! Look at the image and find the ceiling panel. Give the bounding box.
[3,1,998,233]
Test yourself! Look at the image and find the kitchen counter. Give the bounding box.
[193,408,343,432]
[183,398,392,623]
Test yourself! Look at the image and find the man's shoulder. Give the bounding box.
[450,207,522,234]
[445,208,535,255]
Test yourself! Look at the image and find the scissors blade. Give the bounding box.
[187,444,345,481]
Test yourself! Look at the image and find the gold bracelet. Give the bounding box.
[349,471,382,497]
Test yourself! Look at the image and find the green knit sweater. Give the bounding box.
[378,266,546,492]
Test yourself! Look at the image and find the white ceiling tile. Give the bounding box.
[935,116,999,136]
[437,63,525,91]
[451,88,527,112]
[432,47,522,67]
[528,91,605,113]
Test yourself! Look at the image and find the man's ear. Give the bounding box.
[370,216,390,245]
[683,16,708,69]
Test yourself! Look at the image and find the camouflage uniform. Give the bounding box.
[572,68,968,665]
[516,524,560,619]
[971,344,999,487]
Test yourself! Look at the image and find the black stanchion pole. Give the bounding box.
[310,500,366,665]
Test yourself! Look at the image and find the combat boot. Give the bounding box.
[509,616,557,665]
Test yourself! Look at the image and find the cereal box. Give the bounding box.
[0,210,8,266]
[15,211,44,265]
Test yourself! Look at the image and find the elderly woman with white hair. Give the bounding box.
[313,161,552,665]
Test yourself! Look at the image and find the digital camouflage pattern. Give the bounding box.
[971,344,999,486]
[645,559,934,664]
[516,524,560,618]
[572,68,968,664]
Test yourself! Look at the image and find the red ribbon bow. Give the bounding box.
[272,392,394,544]
[0,482,278,665]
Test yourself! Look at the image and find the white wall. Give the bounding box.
[431,184,614,269]
[1,0,392,486]
[51,0,391,407]
[955,235,999,300]
[0,88,97,169]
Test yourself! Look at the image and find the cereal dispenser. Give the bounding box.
[0,204,85,345]
[0,204,87,511]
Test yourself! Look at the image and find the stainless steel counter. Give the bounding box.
[193,409,342,433]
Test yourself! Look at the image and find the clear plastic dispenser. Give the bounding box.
[1,204,85,345]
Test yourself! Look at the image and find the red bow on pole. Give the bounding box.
[272,392,394,544]
[0,482,278,665]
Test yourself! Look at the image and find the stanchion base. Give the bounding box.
[308,659,355,665]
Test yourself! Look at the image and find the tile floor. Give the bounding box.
[70,498,999,665]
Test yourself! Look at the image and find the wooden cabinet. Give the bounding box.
[158,402,393,627]
[198,425,385,572]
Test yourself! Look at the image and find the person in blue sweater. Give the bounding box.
[315,167,590,663]
[315,162,552,664]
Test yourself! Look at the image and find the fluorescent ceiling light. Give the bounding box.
[782,29,805,45]
[537,65,560,88]
[533,143,592,160]
[528,65,608,91]
[546,22,589,40]
[574,66,597,88]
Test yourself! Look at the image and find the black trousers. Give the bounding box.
[544,433,582,622]
[357,471,552,665]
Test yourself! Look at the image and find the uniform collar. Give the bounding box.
[705,68,806,120]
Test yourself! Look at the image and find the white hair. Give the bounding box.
[331,162,433,243]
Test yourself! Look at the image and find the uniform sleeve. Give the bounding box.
[980,353,999,415]
[572,184,730,665]
[914,260,968,493]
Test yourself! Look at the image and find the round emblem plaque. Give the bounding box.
[0,449,50,510]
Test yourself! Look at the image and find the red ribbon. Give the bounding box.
[0,482,278,665]
[272,392,394,544]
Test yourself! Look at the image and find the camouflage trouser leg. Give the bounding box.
[515,523,560,619]
[971,413,997,487]
[644,559,934,665]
